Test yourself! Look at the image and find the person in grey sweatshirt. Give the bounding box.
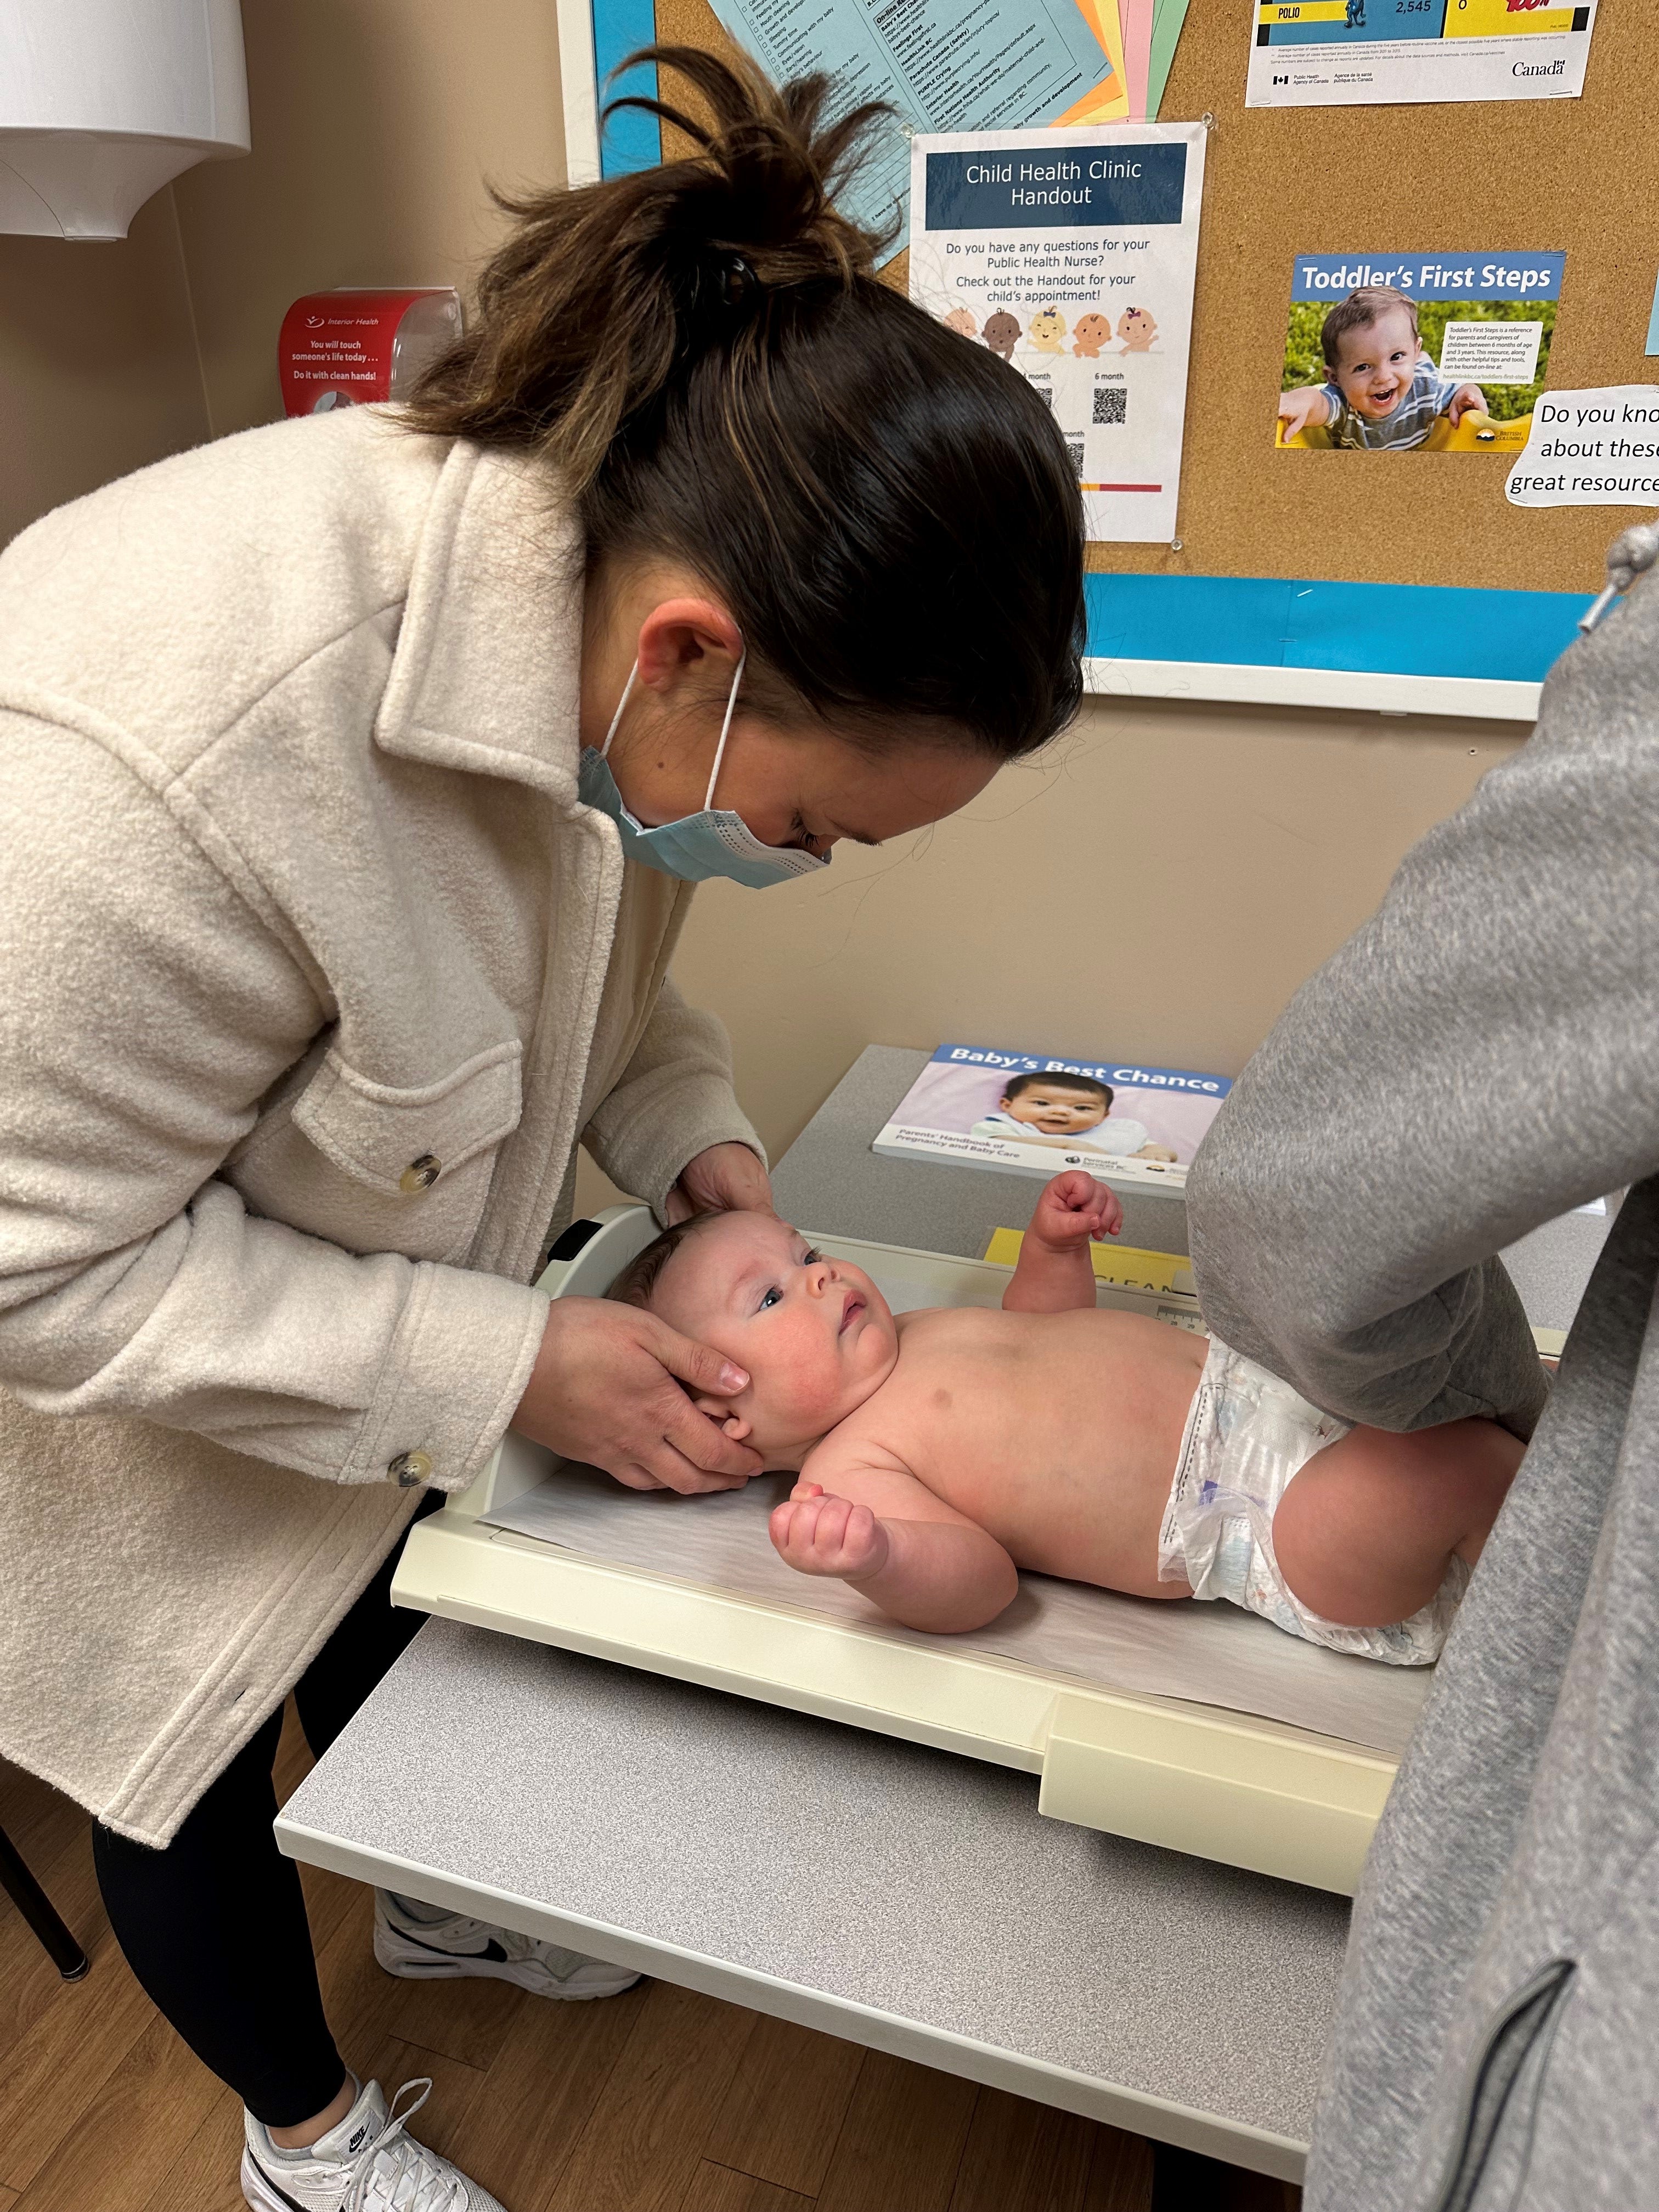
[1186,522,1659,2212]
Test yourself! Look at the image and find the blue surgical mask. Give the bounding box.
[578,652,831,890]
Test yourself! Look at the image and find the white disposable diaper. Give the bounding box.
[1157,1337,1468,1667]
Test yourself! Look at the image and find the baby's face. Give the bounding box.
[648,1214,898,1464]
[1001,1084,1108,1136]
[1330,306,1420,419]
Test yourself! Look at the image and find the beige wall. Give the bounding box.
[575,694,1527,1215]
[0,190,209,549]
[0,1,567,543]
[171,0,569,436]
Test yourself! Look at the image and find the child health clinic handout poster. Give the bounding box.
[1247,0,1599,109]
[910,123,1206,541]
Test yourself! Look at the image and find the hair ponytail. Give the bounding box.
[408,47,1085,761]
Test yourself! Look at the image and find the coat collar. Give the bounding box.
[375,433,586,798]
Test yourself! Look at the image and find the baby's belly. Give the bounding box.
[917,1334,1204,1599]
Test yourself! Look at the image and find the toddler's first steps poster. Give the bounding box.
[909,121,1206,543]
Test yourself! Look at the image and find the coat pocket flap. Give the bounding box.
[291,1041,523,1199]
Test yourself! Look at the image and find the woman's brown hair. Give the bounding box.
[409,47,1085,761]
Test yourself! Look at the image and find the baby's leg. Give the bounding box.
[1271,1419,1523,1629]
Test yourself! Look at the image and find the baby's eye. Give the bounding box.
[759,1285,783,1311]
[803,1247,821,1265]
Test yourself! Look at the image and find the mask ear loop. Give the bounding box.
[600,661,639,760]
[702,652,747,810]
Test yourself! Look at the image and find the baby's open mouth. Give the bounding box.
[839,1292,865,1334]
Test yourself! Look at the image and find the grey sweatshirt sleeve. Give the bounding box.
[1188,579,1659,1440]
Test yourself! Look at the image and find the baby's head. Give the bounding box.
[607,1211,898,1468]
[998,1070,1111,1136]
[1321,286,1422,421]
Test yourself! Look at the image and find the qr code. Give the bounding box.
[1037,387,1054,408]
[1093,385,1128,426]
[1064,437,1085,475]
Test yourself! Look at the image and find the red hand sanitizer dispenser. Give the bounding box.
[278,289,463,416]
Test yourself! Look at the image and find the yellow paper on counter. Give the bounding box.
[984,1228,1194,1297]
[1056,0,1130,123]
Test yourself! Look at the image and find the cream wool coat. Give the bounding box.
[0,407,761,1847]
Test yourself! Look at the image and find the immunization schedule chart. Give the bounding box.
[1245,0,1599,108]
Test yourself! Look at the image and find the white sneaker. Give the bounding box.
[242,2076,504,2211]
[373,1889,639,2001]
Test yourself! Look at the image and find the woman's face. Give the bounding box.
[584,569,1001,856]
[612,706,997,858]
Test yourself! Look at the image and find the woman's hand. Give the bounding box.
[665,1141,774,1224]
[512,1296,763,1493]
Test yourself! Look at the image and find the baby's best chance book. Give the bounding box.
[873,1043,1232,1198]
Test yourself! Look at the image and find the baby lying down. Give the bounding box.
[610,1173,1522,1665]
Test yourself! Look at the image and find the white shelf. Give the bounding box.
[1085,656,1542,722]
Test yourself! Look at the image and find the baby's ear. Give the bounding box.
[691,1392,751,1441]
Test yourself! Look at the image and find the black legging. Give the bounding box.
[93,1491,444,2127]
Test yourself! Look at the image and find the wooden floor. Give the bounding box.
[1,1713,1300,2212]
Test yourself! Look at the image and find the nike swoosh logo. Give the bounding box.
[398,1923,509,1964]
[250,2153,313,2212]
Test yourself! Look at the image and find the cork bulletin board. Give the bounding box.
[572,0,1654,695]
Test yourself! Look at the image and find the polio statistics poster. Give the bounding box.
[909,122,1206,543]
[1246,0,1599,110]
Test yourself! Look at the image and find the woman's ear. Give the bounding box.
[636,597,743,696]
[691,1392,751,1442]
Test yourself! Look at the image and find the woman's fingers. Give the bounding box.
[510,1297,761,1492]
[655,1390,760,1487]
[611,1463,669,1492]
[646,1317,749,1400]
[673,1141,775,1218]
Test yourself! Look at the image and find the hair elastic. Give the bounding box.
[720,253,758,307]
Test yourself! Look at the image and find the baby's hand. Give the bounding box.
[770,1481,890,1583]
[1277,385,1329,438]
[1447,382,1488,425]
[1031,1169,1122,1248]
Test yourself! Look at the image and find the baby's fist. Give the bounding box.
[1032,1170,1122,1246]
[770,1481,890,1583]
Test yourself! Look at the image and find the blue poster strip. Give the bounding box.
[1084,573,1593,683]
[592,0,661,178]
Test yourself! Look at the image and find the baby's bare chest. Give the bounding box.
[845,1307,1201,1502]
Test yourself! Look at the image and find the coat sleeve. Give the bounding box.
[1187,590,1659,1440]
[0,710,547,1488]
[582,977,765,1214]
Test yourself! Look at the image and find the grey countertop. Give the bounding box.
[279,1621,1343,2168]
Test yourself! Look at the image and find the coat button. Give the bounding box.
[399,1154,442,1194]
[389,1449,433,1488]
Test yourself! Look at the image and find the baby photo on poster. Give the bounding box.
[1275,252,1562,452]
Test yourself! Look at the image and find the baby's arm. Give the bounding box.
[1278,385,1334,436]
[770,1465,1018,1634]
[1004,1169,1120,1313]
